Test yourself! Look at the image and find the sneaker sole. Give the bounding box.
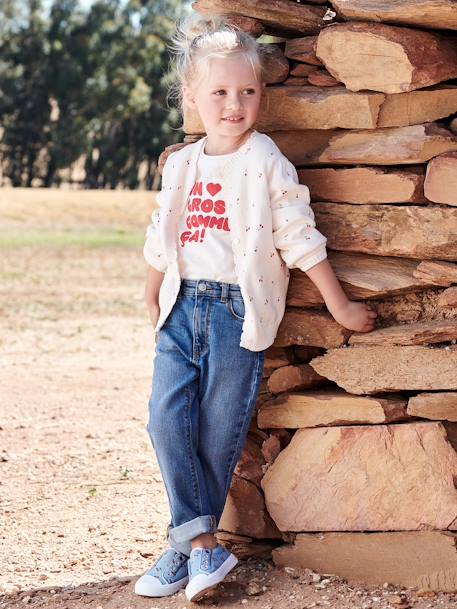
[185,553,238,602]
[134,574,189,597]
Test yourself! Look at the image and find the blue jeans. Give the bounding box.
[146,278,266,557]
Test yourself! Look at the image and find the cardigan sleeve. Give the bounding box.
[143,152,176,272]
[268,154,327,272]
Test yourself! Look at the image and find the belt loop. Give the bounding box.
[221,282,229,303]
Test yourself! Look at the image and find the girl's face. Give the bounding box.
[183,53,264,150]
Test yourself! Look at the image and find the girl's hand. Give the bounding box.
[331,300,378,333]
[147,303,160,330]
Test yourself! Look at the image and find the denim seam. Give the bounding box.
[222,351,263,498]
[227,297,245,322]
[184,385,204,516]
[191,293,199,363]
[201,298,213,360]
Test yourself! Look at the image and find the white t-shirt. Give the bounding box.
[177,146,238,283]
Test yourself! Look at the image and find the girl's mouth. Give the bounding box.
[223,117,243,122]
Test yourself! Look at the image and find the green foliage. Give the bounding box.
[0,0,191,188]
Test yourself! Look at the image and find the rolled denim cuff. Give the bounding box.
[167,515,218,557]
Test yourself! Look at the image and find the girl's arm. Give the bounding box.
[305,258,377,332]
[145,265,165,329]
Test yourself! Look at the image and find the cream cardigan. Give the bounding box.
[144,129,327,351]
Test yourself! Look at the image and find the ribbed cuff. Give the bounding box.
[296,243,328,273]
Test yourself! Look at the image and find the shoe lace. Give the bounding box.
[169,552,187,576]
[201,548,211,570]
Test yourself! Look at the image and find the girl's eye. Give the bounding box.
[213,89,256,95]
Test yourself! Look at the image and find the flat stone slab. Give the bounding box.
[258,390,408,428]
[273,530,457,591]
[310,345,457,394]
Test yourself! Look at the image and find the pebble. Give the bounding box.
[246,582,262,596]
[0,583,20,595]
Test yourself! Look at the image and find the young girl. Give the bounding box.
[135,12,377,603]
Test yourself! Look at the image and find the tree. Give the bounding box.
[0,0,190,188]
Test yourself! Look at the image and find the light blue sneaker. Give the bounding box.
[185,544,238,602]
[134,548,189,597]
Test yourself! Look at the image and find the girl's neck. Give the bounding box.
[204,128,254,156]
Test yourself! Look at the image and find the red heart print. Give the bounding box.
[207,183,221,197]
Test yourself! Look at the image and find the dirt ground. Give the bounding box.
[1,187,457,609]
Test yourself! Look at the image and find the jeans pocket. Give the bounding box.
[227,297,245,321]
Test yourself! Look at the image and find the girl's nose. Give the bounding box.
[227,95,242,110]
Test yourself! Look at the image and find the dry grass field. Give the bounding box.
[1,187,454,609]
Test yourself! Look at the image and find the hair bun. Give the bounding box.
[180,12,234,42]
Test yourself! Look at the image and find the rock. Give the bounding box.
[424,151,457,205]
[285,36,322,65]
[310,345,457,394]
[264,346,291,376]
[192,0,328,34]
[438,287,457,309]
[316,22,457,93]
[269,123,457,166]
[297,166,426,204]
[261,435,282,464]
[287,252,434,307]
[284,76,307,87]
[290,63,319,77]
[307,69,341,87]
[313,203,457,260]
[329,0,457,31]
[273,530,457,591]
[257,390,408,428]
[407,392,457,421]
[234,436,265,486]
[267,364,326,394]
[262,421,457,531]
[219,475,282,539]
[413,260,457,286]
[348,319,457,346]
[275,309,351,348]
[378,85,457,128]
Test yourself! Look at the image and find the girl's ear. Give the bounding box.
[183,85,197,109]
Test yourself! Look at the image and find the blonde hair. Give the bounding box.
[166,12,265,126]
